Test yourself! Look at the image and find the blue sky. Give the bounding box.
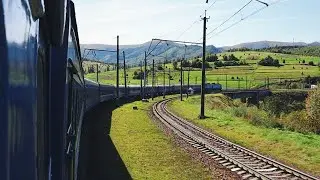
[75,0,320,47]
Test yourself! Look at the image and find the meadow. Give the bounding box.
[110,96,213,179]
[84,51,320,89]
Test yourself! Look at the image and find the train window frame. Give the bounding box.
[68,27,84,84]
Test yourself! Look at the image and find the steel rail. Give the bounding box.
[153,98,319,180]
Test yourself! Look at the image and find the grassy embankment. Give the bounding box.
[110,97,213,179]
[168,95,320,176]
[84,51,320,89]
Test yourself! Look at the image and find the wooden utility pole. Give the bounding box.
[226,74,228,90]
[187,65,190,98]
[116,35,119,98]
[180,57,183,101]
[143,51,147,100]
[96,64,99,83]
[200,10,209,119]
[163,60,166,99]
[169,68,171,87]
[140,61,143,97]
[123,51,127,96]
[246,76,248,89]
[152,59,155,100]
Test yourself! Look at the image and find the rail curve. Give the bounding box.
[152,98,319,180]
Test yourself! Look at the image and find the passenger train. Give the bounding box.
[0,0,221,179]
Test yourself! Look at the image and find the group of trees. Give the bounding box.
[206,54,218,62]
[227,47,251,52]
[172,58,211,69]
[256,46,320,57]
[133,70,144,79]
[213,54,248,67]
[223,54,240,61]
[258,56,281,67]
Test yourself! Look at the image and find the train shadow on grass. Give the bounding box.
[79,98,138,180]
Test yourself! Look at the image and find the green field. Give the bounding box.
[110,97,213,179]
[167,95,320,176]
[84,51,320,89]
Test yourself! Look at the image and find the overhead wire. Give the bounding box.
[207,0,254,37]
[195,0,255,43]
[207,0,282,40]
[146,40,163,58]
[146,1,219,61]
[176,0,219,40]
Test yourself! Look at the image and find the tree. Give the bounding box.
[191,59,211,68]
[283,60,286,64]
[223,55,228,61]
[133,70,143,79]
[308,61,315,66]
[172,61,178,70]
[302,60,306,64]
[181,60,191,67]
[228,54,239,61]
[206,54,218,62]
[157,65,164,70]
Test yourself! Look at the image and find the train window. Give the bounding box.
[67,28,83,82]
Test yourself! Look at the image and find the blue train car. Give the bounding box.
[0,0,84,179]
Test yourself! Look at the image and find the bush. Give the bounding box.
[247,107,281,128]
[247,55,258,60]
[305,89,320,133]
[206,94,234,109]
[214,61,224,67]
[262,92,306,116]
[281,110,317,133]
[230,106,248,118]
[308,61,315,66]
[223,61,240,66]
[290,83,299,89]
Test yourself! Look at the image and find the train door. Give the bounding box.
[36,26,50,180]
[65,2,85,179]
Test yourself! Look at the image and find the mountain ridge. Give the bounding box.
[81,40,320,64]
[81,41,221,64]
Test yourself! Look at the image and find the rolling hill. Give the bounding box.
[81,41,221,64]
[81,40,320,64]
[221,41,308,50]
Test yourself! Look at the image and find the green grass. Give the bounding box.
[167,95,320,176]
[110,97,213,179]
[218,51,320,64]
[84,51,320,89]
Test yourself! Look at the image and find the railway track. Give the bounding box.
[153,98,319,180]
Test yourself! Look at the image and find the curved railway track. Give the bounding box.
[153,98,319,180]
